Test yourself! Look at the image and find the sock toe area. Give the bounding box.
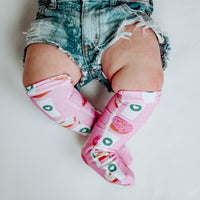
[81,147,135,186]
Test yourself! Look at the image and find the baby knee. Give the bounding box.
[111,65,164,93]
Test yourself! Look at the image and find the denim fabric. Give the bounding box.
[24,0,170,91]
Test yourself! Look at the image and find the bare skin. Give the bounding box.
[23,23,163,93]
[23,44,82,87]
[101,23,163,93]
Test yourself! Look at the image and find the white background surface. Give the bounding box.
[1,0,200,199]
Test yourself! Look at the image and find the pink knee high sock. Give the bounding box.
[25,74,133,166]
[25,74,100,136]
[81,90,161,186]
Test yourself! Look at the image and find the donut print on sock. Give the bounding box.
[110,116,133,134]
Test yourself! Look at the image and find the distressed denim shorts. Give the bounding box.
[24,0,170,91]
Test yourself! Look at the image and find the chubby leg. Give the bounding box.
[23,44,132,164]
[81,24,163,185]
[23,43,82,87]
[101,23,163,93]
[23,43,100,135]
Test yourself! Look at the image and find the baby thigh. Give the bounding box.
[23,43,82,87]
[101,23,164,93]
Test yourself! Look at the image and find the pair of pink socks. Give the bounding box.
[25,74,161,186]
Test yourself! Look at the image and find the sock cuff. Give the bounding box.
[117,90,161,104]
[25,74,72,97]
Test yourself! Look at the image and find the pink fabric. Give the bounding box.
[25,74,100,136]
[25,74,132,166]
[25,74,161,186]
[81,90,161,186]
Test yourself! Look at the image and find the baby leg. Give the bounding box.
[23,44,99,135]
[23,43,132,165]
[82,90,161,185]
[81,23,163,185]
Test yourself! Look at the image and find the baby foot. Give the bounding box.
[81,146,134,186]
[117,145,133,166]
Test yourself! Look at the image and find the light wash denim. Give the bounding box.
[24,0,170,91]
